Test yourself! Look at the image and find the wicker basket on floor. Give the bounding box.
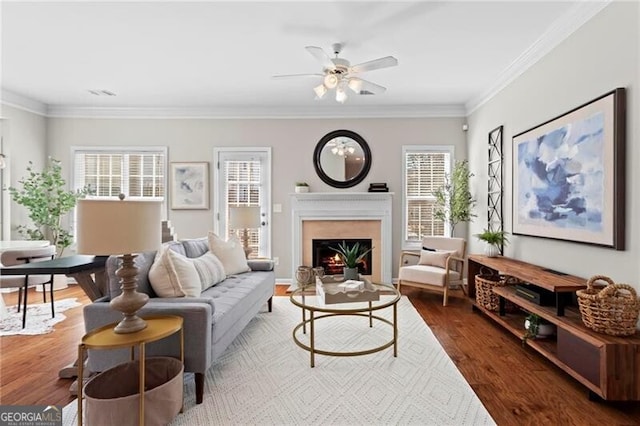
[576,275,640,337]
[475,269,520,312]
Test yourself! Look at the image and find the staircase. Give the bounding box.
[162,220,177,242]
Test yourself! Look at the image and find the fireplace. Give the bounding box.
[291,192,393,288]
[312,238,372,276]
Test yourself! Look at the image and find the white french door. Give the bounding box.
[213,148,271,258]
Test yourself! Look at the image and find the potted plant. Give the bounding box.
[523,313,556,346]
[475,229,509,257]
[433,159,476,236]
[295,182,309,193]
[330,241,373,280]
[9,158,90,257]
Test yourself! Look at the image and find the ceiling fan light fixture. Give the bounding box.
[313,84,327,99]
[336,87,347,103]
[348,78,363,93]
[324,74,339,89]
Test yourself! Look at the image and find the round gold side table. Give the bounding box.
[77,315,184,426]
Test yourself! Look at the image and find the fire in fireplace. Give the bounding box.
[312,238,373,276]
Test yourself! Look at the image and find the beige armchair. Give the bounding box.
[397,237,466,306]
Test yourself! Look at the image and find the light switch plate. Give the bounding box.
[273,203,282,213]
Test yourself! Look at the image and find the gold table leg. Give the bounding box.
[393,302,398,357]
[310,309,315,368]
[77,345,84,426]
[139,343,145,426]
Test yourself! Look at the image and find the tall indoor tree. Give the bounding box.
[9,158,89,257]
[433,159,476,236]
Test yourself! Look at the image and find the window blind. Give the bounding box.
[404,150,450,241]
[73,149,166,200]
[224,159,261,248]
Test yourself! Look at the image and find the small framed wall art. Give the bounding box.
[512,88,626,249]
[170,162,209,210]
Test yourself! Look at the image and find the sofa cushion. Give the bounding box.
[181,237,209,259]
[207,232,250,275]
[149,247,201,297]
[192,251,226,291]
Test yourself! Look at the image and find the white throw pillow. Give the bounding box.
[148,247,201,297]
[418,250,455,269]
[193,251,227,291]
[207,232,250,275]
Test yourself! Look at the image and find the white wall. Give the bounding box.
[46,116,467,279]
[467,2,639,287]
[1,105,48,239]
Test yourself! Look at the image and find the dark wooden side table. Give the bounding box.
[77,315,184,426]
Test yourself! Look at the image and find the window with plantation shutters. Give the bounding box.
[214,148,271,259]
[403,146,452,246]
[225,160,261,251]
[72,147,166,202]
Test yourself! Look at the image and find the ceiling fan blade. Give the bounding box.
[272,73,323,79]
[347,77,386,95]
[350,56,398,73]
[305,46,336,71]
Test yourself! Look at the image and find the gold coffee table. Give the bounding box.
[290,281,400,367]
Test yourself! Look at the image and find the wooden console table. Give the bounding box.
[468,255,640,401]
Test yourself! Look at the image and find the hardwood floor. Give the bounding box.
[1,284,639,424]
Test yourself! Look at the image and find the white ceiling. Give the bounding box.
[0,1,609,118]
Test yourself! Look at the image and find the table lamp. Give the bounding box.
[76,197,161,334]
[229,206,260,258]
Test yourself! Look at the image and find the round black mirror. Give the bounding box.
[313,130,371,188]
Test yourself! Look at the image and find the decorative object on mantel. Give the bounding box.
[76,197,162,334]
[330,240,373,280]
[474,229,509,257]
[313,130,371,189]
[577,275,640,336]
[433,159,476,236]
[368,182,389,192]
[294,182,309,193]
[513,88,626,250]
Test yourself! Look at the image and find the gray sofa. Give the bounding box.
[83,237,275,404]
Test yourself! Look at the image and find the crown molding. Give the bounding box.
[1,1,609,120]
[44,103,466,119]
[465,0,611,115]
[1,89,48,116]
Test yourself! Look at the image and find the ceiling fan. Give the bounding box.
[273,43,398,103]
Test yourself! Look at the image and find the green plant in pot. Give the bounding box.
[330,241,373,280]
[295,182,309,193]
[475,229,509,257]
[523,313,555,346]
[9,158,90,257]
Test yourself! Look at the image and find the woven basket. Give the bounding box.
[475,270,520,312]
[577,275,640,337]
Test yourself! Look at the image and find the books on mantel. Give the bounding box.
[368,182,389,192]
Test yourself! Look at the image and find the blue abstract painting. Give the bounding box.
[516,112,605,232]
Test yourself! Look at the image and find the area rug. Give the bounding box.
[62,296,495,425]
[0,298,81,336]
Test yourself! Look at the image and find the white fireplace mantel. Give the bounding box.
[290,192,393,287]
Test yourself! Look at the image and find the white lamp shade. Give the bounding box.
[229,206,260,229]
[76,199,162,255]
